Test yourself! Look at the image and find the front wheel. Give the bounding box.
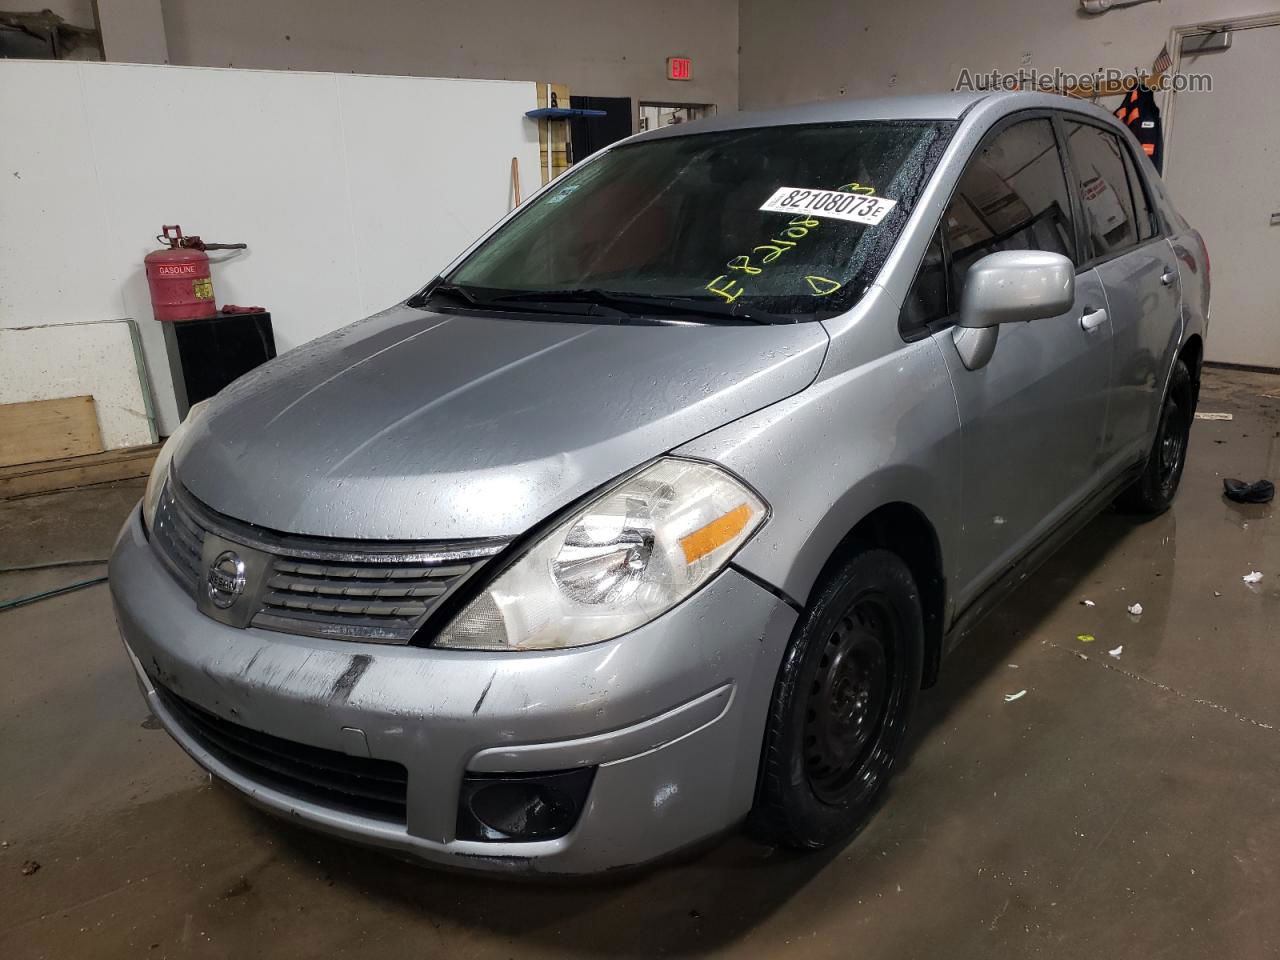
[1116,358,1194,515]
[748,548,923,849]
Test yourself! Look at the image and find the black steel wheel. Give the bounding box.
[750,548,923,850]
[1117,358,1194,514]
[803,598,893,803]
[1156,389,1190,499]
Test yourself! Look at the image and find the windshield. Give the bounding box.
[440,120,954,322]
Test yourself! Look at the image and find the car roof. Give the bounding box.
[629,90,1110,143]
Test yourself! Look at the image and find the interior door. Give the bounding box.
[928,115,1113,608]
[1164,22,1280,366]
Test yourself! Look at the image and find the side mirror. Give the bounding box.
[952,251,1075,370]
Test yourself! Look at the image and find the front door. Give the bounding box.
[929,115,1113,609]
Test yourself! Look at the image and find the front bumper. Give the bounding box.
[109,507,796,874]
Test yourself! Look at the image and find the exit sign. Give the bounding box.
[667,57,692,81]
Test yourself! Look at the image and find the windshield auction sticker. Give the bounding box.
[760,187,897,225]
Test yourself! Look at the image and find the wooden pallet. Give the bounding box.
[0,443,160,500]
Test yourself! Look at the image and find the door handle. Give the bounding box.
[1161,270,1176,286]
[1080,307,1108,332]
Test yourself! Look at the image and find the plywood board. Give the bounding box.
[0,321,155,450]
[0,442,159,499]
[0,396,104,468]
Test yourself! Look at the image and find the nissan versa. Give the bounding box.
[109,90,1208,874]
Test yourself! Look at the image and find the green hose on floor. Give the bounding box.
[0,576,109,612]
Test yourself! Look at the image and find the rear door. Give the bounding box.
[909,114,1113,610]
[1061,116,1183,470]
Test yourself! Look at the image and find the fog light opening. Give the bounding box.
[457,767,596,842]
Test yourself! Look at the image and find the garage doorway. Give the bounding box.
[638,102,716,132]
[1164,15,1280,368]
[568,95,633,163]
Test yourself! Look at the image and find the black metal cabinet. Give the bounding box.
[162,312,276,420]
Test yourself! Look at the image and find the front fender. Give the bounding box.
[676,337,962,619]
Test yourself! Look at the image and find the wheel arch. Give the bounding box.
[1179,333,1204,411]
[806,502,947,688]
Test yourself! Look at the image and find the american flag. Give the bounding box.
[1151,43,1172,76]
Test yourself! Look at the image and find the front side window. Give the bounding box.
[944,118,1078,305]
[1064,120,1142,259]
[440,121,954,322]
[900,227,947,333]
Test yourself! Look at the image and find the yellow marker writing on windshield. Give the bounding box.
[753,240,796,263]
[706,275,743,303]
[708,177,870,302]
[804,276,842,296]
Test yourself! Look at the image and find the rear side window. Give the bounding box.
[1117,137,1156,242]
[936,118,1077,314]
[1064,120,1144,259]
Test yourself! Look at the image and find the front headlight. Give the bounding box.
[142,399,211,532]
[436,458,768,651]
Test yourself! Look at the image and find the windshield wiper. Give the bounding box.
[424,283,777,324]
[423,282,634,319]
[493,289,776,325]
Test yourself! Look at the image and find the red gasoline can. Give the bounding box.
[144,225,246,322]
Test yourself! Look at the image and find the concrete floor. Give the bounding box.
[3,367,1280,959]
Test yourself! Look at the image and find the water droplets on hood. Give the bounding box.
[180,307,829,540]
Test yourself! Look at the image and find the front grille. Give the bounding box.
[148,477,505,643]
[254,557,471,642]
[156,684,409,822]
[151,481,203,588]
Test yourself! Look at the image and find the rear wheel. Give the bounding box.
[749,548,923,849]
[1117,358,1194,514]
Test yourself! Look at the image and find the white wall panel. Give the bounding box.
[0,60,540,437]
[0,62,125,327]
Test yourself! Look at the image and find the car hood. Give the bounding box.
[175,305,829,541]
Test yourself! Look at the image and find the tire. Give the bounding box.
[748,548,924,849]
[1116,358,1194,515]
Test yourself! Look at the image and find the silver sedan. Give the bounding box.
[110,89,1208,874]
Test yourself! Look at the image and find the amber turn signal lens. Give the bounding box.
[680,502,752,565]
